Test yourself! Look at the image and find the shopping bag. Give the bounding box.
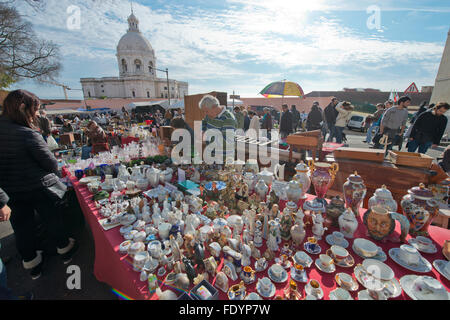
[47,135,59,151]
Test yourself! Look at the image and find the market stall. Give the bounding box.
[61,145,450,300]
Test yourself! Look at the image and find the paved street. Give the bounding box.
[0,128,446,300]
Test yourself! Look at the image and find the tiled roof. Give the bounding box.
[40,98,168,111]
[240,96,335,112]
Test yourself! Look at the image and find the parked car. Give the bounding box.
[347,115,367,132]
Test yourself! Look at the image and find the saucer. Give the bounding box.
[400,275,449,300]
[304,242,321,255]
[245,292,263,300]
[326,234,349,248]
[433,260,450,281]
[305,282,324,299]
[335,273,359,291]
[408,238,438,254]
[388,248,432,273]
[268,265,289,283]
[290,268,308,283]
[326,249,355,268]
[352,243,387,262]
[255,260,269,272]
[315,258,336,273]
[357,289,387,300]
[256,280,276,298]
[293,251,313,268]
[353,265,402,298]
[329,288,353,300]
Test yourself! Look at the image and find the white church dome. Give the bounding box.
[117,12,153,54]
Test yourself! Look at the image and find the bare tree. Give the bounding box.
[0,2,60,88]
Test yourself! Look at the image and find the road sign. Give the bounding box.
[404,82,419,94]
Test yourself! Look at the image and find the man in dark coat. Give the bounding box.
[279,104,293,138]
[324,97,339,142]
[290,105,300,132]
[306,102,323,132]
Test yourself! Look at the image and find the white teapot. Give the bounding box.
[257,168,274,185]
[338,208,358,239]
[129,165,145,182]
[146,166,161,188]
[117,164,131,182]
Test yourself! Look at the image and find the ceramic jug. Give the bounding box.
[292,161,311,197]
[400,183,439,237]
[308,160,339,205]
[290,223,306,246]
[117,164,131,182]
[368,185,398,212]
[257,168,274,185]
[342,171,367,215]
[129,165,145,182]
[147,167,161,188]
[286,180,304,203]
[363,205,410,243]
[338,208,358,239]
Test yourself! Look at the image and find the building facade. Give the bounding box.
[80,12,188,99]
[430,28,450,104]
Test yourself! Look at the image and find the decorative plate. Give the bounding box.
[408,238,438,254]
[326,234,349,248]
[388,248,432,273]
[315,258,336,273]
[433,260,450,281]
[353,265,402,298]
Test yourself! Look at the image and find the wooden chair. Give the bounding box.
[286,130,323,162]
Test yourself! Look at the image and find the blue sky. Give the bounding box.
[10,0,450,99]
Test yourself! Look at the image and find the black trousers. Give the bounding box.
[8,189,70,263]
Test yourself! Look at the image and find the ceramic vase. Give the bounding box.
[338,209,358,239]
[342,171,367,216]
[286,180,304,203]
[292,161,311,198]
[368,185,398,212]
[307,160,339,206]
[255,179,269,200]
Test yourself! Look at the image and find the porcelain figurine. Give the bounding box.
[343,171,367,215]
[215,271,229,293]
[254,178,268,199]
[174,273,190,291]
[292,161,311,198]
[290,223,306,247]
[294,209,305,225]
[242,229,252,245]
[241,244,252,267]
[338,208,358,239]
[263,248,275,261]
[303,198,326,226]
[169,235,181,262]
[368,185,398,212]
[268,189,280,210]
[400,183,440,237]
[286,180,304,203]
[325,196,346,228]
[182,257,196,284]
[307,160,339,206]
[203,256,218,275]
[223,261,238,281]
[267,220,279,252]
[280,210,293,241]
[363,205,410,243]
[311,212,327,240]
[254,221,263,247]
[249,240,261,259]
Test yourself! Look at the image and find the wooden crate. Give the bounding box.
[59,133,74,146]
[388,151,433,169]
[334,147,385,163]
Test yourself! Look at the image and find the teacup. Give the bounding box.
[293,263,304,274]
[398,244,420,265]
[133,251,149,271]
[330,245,349,262]
[258,277,272,293]
[333,288,351,300]
[319,254,334,269]
[416,236,433,249]
[332,231,345,245]
[242,266,255,280]
[307,237,319,251]
[271,264,284,279]
[294,252,309,266]
[148,241,162,258]
[337,273,354,289]
[308,279,322,297]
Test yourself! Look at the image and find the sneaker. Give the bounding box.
[60,239,79,265]
[17,291,34,300]
[362,140,367,143]
[30,263,43,280]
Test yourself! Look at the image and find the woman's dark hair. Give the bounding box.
[429,103,435,109]
[435,102,450,111]
[2,89,40,128]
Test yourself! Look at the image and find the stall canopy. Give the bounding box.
[167,99,184,110]
[129,100,169,114]
[46,109,83,115]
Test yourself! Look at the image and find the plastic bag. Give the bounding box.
[47,135,59,151]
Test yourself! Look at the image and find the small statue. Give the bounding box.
[169,234,181,262]
[268,189,279,209]
[280,210,293,241]
[183,234,195,258]
[249,240,261,259]
[267,220,279,252]
[182,256,196,284]
[311,212,327,240]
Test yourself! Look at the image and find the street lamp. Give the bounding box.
[150,66,171,106]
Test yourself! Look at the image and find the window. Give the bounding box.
[102,90,104,93]
[171,94,174,98]
[164,86,167,90]
[171,87,174,90]
[134,59,142,72]
[148,61,153,74]
[101,85,104,88]
[147,91,150,98]
[161,93,164,98]
[121,59,127,72]
[165,94,168,98]
[132,91,136,98]
[88,91,91,98]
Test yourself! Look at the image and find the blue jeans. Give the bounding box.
[366,124,379,143]
[335,126,345,143]
[326,123,336,142]
[407,140,433,154]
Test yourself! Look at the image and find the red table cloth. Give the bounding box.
[121,136,140,147]
[64,169,450,300]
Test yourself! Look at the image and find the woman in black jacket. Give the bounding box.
[306,103,323,131]
[0,90,78,280]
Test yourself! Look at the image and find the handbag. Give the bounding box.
[43,178,68,202]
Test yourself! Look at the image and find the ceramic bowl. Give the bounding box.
[362,259,394,281]
[354,238,378,258]
[330,287,352,300]
[398,244,421,265]
[330,245,349,261]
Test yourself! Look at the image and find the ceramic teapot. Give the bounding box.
[292,161,311,197]
[342,171,367,215]
[129,165,145,182]
[286,180,304,203]
[363,205,410,243]
[368,185,398,212]
[400,183,440,237]
[257,168,275,185]
[338,208,358,238]
[147,166,161,188]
